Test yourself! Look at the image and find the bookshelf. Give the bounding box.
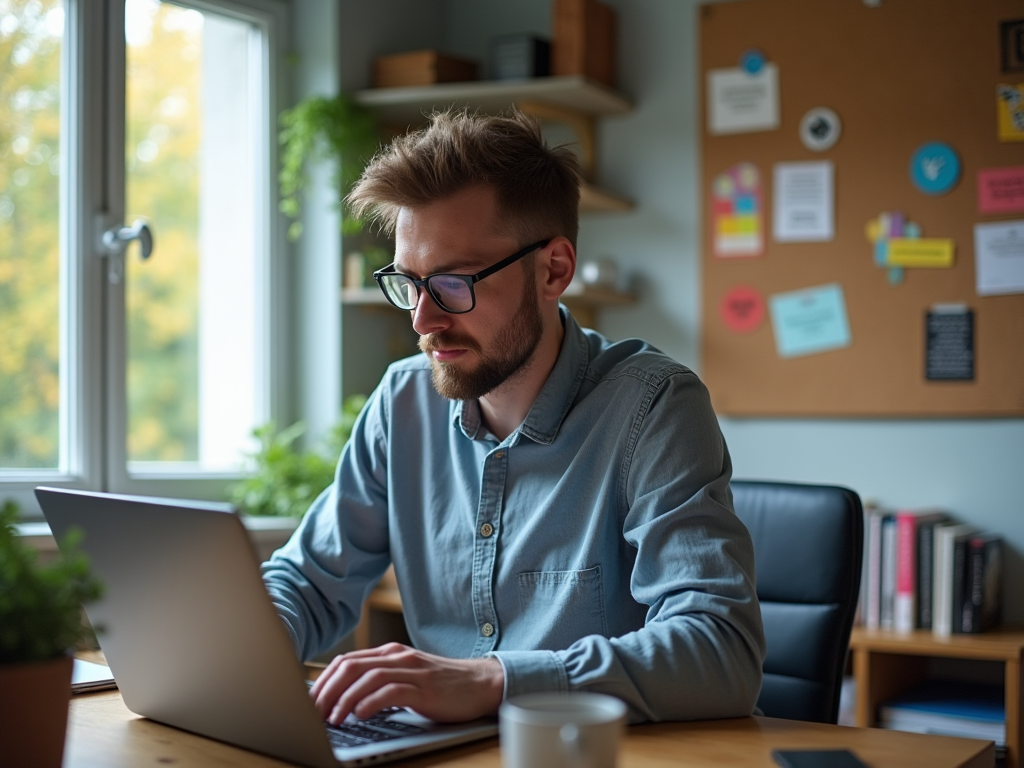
[850,627,1024,768]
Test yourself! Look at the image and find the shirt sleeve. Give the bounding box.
[260,384,393,662]
[492,369,766,723]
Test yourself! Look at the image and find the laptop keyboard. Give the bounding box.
[326,714,428,749]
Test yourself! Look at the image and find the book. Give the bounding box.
[894,509,947,632]
[864,507,886,630]
[932,523,976,637]
[72,658,117,694]
[961,533,1003,634]
[880,515,897,631]
[878,680,1004,745]
[916,512,948,630]
[951,532,971,633]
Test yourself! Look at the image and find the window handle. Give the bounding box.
[98,216,154,283]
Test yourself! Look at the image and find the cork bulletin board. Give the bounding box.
[699,0,1024,417]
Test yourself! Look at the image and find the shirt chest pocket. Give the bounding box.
[516,565,608,650]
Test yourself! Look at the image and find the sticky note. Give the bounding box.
[997,84,1024,142]
[712,163,764,257]
[884,238,955,268]
[769,283,851,358]
[978,166,1024,213]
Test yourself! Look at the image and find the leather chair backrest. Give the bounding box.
[732,480,864,723]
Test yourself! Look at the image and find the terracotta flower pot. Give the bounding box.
[0,655,73,768]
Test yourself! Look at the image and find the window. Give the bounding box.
[0,0,288,515]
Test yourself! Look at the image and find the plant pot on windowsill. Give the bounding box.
[0,501,102,768]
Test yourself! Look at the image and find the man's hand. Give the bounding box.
[309,643,505,724]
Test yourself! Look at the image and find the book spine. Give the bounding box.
[881,516,897,631]
[866,512,883,630]
[933,528,951,637]
[962,537,984,634]
[894,512,917,633]
[918,522,936,629]
[980,539,1004,632]
[952,535,969,634]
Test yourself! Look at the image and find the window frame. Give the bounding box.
[2,0,292,518]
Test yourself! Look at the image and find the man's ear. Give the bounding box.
[539,237,576,301]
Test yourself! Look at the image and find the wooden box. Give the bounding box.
[373,50,479,89]
[552,0,617,88]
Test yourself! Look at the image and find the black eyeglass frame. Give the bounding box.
[372,239,551,314]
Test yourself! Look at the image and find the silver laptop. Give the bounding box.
[36,487,498,768]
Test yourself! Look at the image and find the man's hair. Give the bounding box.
[346,108,581,247]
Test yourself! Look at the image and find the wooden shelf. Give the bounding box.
[353,75,633,124]
[850,627,1024,768]
[579,183,632,213]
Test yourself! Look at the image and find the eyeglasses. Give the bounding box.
[373,239,550,314]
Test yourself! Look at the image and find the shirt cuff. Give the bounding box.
[488,650,569,701]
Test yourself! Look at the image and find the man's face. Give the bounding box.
[394,186,545,401]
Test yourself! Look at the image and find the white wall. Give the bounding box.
[436,0,1024,623]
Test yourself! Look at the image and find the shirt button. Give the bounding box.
[493,451,504,459]
[481,622,495,637]
[480,523,494,538]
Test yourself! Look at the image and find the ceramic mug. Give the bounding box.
[499,692,627,768]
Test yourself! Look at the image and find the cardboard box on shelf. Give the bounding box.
[552,0,616,88]
[373,50,478,89]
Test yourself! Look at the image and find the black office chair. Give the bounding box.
[732,480,864,724]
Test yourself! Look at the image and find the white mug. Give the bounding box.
[499,692,627,768]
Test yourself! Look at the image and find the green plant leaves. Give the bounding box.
[228,394,368,518]
[0,500,103,664]
[278,94,379,240]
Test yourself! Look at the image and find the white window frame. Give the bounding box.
[2,0,291,518]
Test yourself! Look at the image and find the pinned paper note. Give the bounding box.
[974,220,1024,295]
[909,142,960,195]
[707,64,780,135]
[926,305,974,381]
[884,238,955,268]
[769,283,851,358]
[997,84,1024,142]
[773,161,834,242]
[720,285,766,332]
[712,163,764,257]
[978,166,1024,213]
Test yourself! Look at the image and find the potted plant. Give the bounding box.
[277,93,380,241]
[229,394,368,518]
[0,499,103,767]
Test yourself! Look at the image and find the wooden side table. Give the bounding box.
[850,627,1024,768]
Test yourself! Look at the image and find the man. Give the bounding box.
[261,109,765,727]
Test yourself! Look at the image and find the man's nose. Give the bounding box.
[410,288,453,336]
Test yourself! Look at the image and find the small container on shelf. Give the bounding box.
[373,50,478,89]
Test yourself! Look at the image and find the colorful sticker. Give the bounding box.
[909,142,961,195]
[712,163,764,257]
[720,285,766,333]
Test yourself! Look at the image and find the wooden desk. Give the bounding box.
[65,690,994,768]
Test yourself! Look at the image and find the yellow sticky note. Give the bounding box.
[997,84,1024,142]
[885,238,955,268]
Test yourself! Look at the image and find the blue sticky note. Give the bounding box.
[769,283,852,358]
[734,194,756,214]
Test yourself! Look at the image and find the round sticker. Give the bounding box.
[740,49,765,74]
[799,108,842,152]
[721,286,766,333]
[909,142,960,195]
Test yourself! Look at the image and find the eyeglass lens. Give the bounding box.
[380,273,474,313]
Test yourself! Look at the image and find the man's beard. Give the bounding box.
[419,280,544,401]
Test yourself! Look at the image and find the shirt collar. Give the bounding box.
[451,307,590,445]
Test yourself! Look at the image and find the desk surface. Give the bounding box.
[66,690,994,768]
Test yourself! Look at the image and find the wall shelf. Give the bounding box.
[352,75,633,123]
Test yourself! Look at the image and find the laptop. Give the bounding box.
[36,487,498,768]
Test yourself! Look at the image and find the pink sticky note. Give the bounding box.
[978,166,1024,213]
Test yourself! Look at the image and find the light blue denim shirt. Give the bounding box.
[262,310,765,722]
